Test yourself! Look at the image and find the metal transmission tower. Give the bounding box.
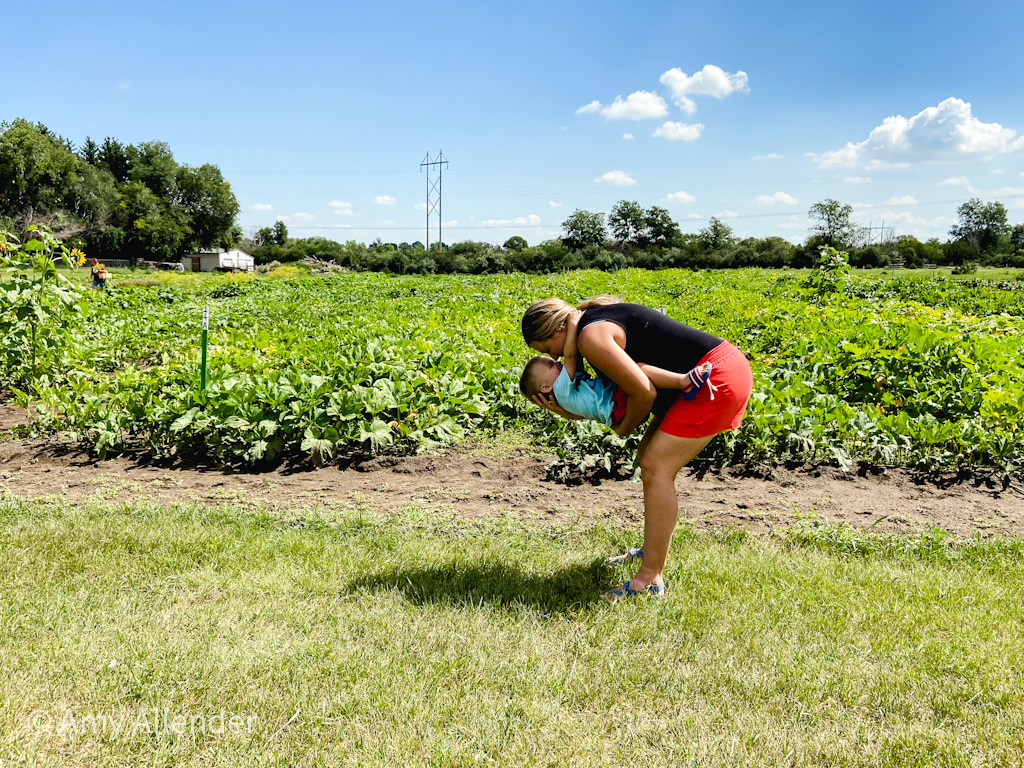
[420,151,448,252]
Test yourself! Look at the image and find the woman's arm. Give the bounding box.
[577,322,656,437]
[529,392,583,421]
[562,309,582,379]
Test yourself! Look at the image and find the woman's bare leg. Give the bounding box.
[628,430,715,590]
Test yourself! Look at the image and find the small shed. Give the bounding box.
[182,248,255,273]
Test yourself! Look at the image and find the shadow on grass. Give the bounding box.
[348,559,614,613]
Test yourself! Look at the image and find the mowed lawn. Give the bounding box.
[1,495,1022,767]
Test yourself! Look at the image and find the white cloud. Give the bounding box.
[754,191,798,206]
[685,213,703,220]
[622,133,634,140]
[716,210,739,219]
[940,176,976,193]
[480,214,542,228]
[291,213,316,222]
[663,191,696,204]
[811,98,1024,168]
[659,65,750,114]
[595,170,637,186]
[275,216,289,222]
[843,176,872,184]
[753,153,783,160]
[652,121,704,141]
[251,203,273,211]
[548,201,563,208]
[442,220,457,228]
[992,186,1024,197]
[993,168,1007,174]
[414,202,427,211]
[375,220,399,227]
[579,91,668,121]
[329,200,357,217]
[373,195,397,206]
[885,195,918,206]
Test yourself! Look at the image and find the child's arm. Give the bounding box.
[637,362,711,392]
[562,309,583,379]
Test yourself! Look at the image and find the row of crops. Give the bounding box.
[7,268,1024,478]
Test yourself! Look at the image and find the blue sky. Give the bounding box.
[4,0,1024,245]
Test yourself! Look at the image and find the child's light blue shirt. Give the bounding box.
[552,367,616,427]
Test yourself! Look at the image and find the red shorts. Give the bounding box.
[653,341,752,439]
[610,386,628,427]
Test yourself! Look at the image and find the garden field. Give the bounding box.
[5,265,1024,480]
[4,263,1024,765]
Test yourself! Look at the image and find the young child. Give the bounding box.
[519,312,713,428]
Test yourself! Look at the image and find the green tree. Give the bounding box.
[1011,223,1024,253]
[98,137,131,183]
[174,164,239,251]
[0,119,83,221]
[644,205,679,248]
[607,200,647,248]
[560,209,606,251]
[503,235,528,252]
[697,216,734,252]
[808,198,856,249]
[949,198,1010,258]
[271,220,288,246]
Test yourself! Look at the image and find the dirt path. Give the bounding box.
[2,403,1021,538]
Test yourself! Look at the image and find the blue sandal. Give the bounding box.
[603,579,666,603]
[682,362,716,400]
[607,547,643,565]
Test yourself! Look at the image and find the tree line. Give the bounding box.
[3,117,1021,273]
[250,197,1024,275]
[0,119,240,261]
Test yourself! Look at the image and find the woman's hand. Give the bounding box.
[530,392,582,421]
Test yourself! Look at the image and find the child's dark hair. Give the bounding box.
[519,357,553,397]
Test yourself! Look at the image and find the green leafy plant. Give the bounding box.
[804,245,852,296]
[0,225,82,391]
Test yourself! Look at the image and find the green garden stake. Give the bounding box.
[200,305,209,392]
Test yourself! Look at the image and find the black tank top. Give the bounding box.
[578,303,723,416]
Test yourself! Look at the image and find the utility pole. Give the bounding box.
[420,151,448,252]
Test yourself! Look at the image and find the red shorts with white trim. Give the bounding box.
[653,341,752,439]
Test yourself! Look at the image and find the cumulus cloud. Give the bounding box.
[753,153,783,160]
[754,191,798,206]
[622,133,634,140]
[940,176,975,192]
[684,213,703,220]
[652,121,704,141]
[548,201,563,207]
[663,191,696,204]
[251,203,273,211]
[373,195,396,205]
[577,91,668,121]
[659,65,750,114]
[885,195,918,206]
[329,200,357,217]
[275,216,289,222]
[843,176,872,184]
[481,214,542,228]
[716,210,739,219]
[414,202,427,211]
[810,98,1024,168]
[442,220,457,228]
[595,170,637,186]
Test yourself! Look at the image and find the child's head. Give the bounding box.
[519,356,562,398]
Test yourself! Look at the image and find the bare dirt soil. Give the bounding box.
[2,404,1022,538]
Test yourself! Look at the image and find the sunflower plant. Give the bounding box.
[0,225,83,391]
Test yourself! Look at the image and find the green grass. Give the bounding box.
[2,496,1022,766]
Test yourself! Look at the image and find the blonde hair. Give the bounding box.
[520,295,622,343]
